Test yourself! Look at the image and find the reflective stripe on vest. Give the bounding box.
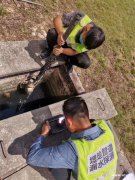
[64,15,92,53]
[72,120,118,180]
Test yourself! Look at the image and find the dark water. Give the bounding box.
[0,83,56,120]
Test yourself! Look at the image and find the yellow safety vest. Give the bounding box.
[72,120,118,180]
[64,15,92,53]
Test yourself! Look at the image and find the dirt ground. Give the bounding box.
[0,0,50,40]
[0,0,135,171]
[0,0,75,40]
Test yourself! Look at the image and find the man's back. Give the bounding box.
[72,120,117,180]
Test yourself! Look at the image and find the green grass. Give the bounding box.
[0,5,7,16]
[75,0,135,61]
[130,80,135,88]
[131,69,135,75]
[21,26,30,36]
[74,0,135,166]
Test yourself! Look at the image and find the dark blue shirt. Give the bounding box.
[27,124,103,176]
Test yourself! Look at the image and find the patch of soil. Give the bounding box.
[0,0,76,41]
[0,0,50,40]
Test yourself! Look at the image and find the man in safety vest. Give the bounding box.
[41,11,105,72]
[27,97,117,180]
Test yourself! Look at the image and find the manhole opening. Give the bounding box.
[0,68,78,120]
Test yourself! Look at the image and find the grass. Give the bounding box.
[21,26,30,36]
[130,80,135,88]
[76,0,135,60]
[0,5,7,16]
[74,0,135,167]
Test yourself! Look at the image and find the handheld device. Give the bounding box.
[45,114,66,134]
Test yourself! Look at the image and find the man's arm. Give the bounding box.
[53,15,78,56]
[27,122,77,169]
[53,15,64,35]
[63,48,78,56]
[53,11,85,54]
[53,47,78,56]
[53,15,65,46]
[27,136,77,169]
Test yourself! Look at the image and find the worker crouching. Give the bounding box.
[41,11,105,72]
[27,97,117,180]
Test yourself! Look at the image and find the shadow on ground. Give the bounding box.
[8,105,71,180]
[25,40,47,67]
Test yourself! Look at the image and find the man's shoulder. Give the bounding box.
[55,140,78,163]
[74,11,85,17]
[60,139,77,152]
[62,11,92,27]
[62,11,85,21]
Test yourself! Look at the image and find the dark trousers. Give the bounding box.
[50,168,71,180]
[46,28,91,69]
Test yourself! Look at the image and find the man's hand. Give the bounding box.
[41,121,51,136]
[53,47,63,56]
[57,32,65,46]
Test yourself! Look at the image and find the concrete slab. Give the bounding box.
[0,40,65,79]
[0,41,42,78]
[48,88,118,120]
[69,69,85,94]
[0,88,118,179]
[3,165,55,180]
[0,106,53,179]
[0,40,53,93]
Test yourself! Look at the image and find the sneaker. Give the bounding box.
[40,48,51,59]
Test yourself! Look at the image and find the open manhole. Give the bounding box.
[0,67,84,120]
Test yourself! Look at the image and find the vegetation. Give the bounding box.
[75,0,135,167]
[0,5,7,16]
[0,0,135,168]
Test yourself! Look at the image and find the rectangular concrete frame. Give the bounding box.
[0,40,65,79]
[0,88,118,179]
[0,40,73,94]
[0,41,42,78]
